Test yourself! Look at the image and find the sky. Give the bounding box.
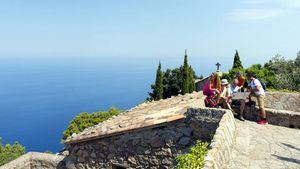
[0,0,299,68]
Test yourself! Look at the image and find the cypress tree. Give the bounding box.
[295,50,300,67]
[149,62,164,100]
[182,50,190,94]
[232,50,243,69]
[188,66,195,93]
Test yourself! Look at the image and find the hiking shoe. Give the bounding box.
[258,120,268,125]
[238,115,245,121]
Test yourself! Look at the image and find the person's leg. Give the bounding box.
[236,99,245,121]
[257,95,267,124]
[238,99,246,121]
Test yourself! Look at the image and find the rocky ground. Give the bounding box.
[228,119,300,169]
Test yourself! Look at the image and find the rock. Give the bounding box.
[178,137,191,146]
[90,152,96,158]
[61,150,69,156]
[128,156,137,165]
[182,127,193,137]
[150,137,165,148]
[82,150,89,158]
[77,157,85,163]
[76,150,83,156]
[162,158,173,165]
[75,163,84,169]
[149,157,159,166]
[162,148,172,156]
[109,145,115,152]
[71,133,77,138]
[99,153,105,158]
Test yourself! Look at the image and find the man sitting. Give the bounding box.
[230,79,246,121]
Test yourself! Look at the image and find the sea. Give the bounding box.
[0,56,216,152]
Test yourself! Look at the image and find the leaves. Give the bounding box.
[62,108,121,140]
[176,141,209,169]
[0,139,26,166]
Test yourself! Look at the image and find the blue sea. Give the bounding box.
[0,56,217,152]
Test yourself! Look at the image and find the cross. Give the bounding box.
[216,62,221,71]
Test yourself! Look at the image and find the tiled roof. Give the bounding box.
[64,92,204,144]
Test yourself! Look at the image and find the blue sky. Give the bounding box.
[0,0,299,67]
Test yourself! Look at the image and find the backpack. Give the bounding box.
[256,78,267,91]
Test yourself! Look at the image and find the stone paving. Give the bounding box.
[228,119,300,169]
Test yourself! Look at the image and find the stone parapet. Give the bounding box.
[264,92,300,112]
[0,152,65,169]
[240,106,300,128]
[203,109,236,169]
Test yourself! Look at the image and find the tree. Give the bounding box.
[232,50,243,69]
[149,62,164,100]
[295,50,300,67]
[163,68,182,98]
[182,50,190,94]
[188,66,196,93]
[0,138,26,166]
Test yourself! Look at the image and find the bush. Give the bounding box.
[62,107,122,140]
[0,138,26,166]
[176,141,209,169]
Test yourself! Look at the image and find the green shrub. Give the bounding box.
[176,141,209,169]
[0,138,26,166]
[62,107,121,140]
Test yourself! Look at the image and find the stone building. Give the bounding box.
[62,92,224,169]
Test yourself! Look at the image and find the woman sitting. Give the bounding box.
[203,73,221,107]
[218,79,232,109]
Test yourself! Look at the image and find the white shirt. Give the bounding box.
[248,78,265,96]
[230,84,241,93]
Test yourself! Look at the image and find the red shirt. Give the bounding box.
[237,76,245,87]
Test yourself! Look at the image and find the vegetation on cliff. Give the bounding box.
[176,141,209,169]
[148,51,197,100]
[62,108,121,140]
[0,138,26,166]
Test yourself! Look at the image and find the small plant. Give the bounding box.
[176,141,209,169]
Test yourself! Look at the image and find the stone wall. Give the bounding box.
[264,92,300,112]
[203,109,236,169]
[239,107,300,128]
[63,108,227,169]
[0,152,65,169]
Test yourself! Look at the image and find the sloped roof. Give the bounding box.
[64,92,204,144]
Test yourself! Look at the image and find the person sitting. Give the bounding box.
[218,79,232,109]
[235,72,245,92]
[230,78,246,121]
[203,73,221,107]
[246,72,267,125]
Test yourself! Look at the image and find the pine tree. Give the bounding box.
[149,62,164,100]
[182,50,190,94]
[232,50,243,69]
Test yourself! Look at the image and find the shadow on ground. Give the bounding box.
[272,154,300,164]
